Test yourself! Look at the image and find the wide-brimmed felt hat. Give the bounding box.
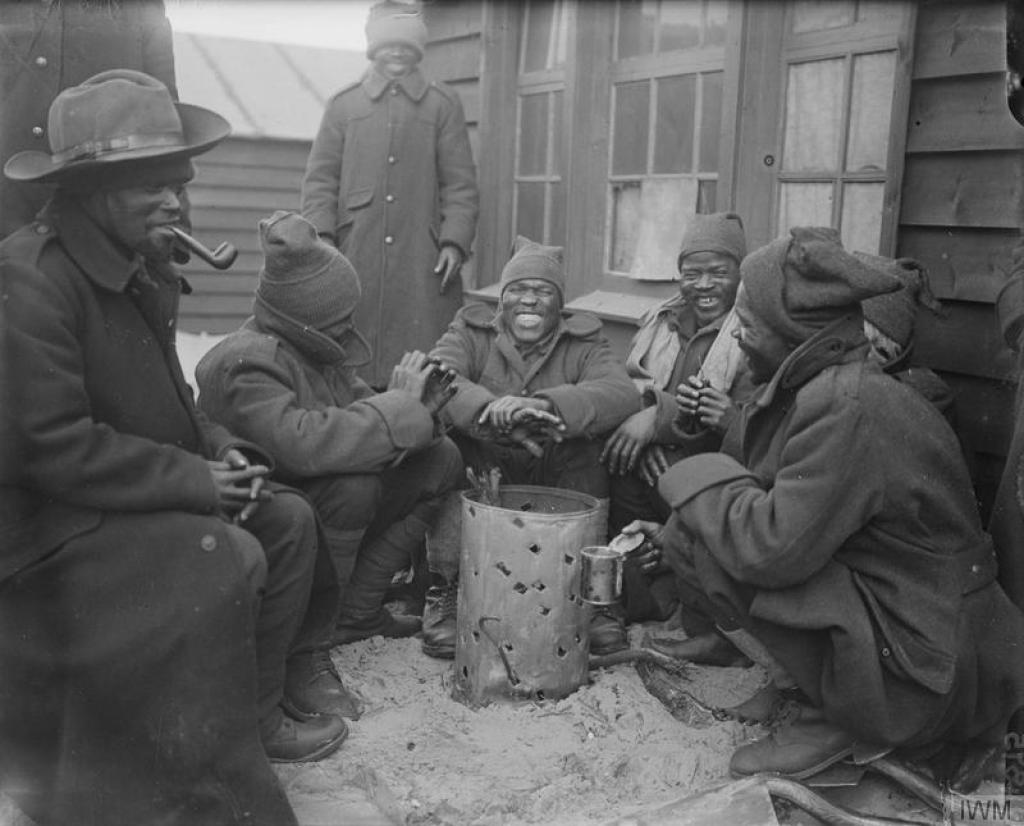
[4,69,230,184]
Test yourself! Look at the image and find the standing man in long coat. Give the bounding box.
[301,0,478,388]
[626,227,1024,780]
[0,0,178,239]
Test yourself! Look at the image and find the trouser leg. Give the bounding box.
[238,489,318,733]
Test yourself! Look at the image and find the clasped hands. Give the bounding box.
[477,395,566,458]
[207,447,271,524]
[389,350,458,417]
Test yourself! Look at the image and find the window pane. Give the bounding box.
[516,182,546,243]
[552,90,564,176]
[840,182,885,254]
[791,0,855,33]
[846,51,895,172]
[610,182,642,272]
[705,0,728,46]
[783,58,844,172]
[628,178,701,279]
[612,81,650,175]
[522,1,556,72]
[518,94,548,176]
[698,179,717,213]
[658,0,701,52]
[617,0,656,59]
[550,180,566,247]
[699,71,723,173]
[654,75,695,174]
[777,182,834,234]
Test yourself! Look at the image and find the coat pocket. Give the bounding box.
[335,186,375,249]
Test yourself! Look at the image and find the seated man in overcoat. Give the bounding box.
[0,71,346,826]
[419,236,641,658]
[623,226,1024,779]
[196,211,463,657]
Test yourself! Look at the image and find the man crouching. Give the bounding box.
[196,211,463,652]
[0,71,346,826]
[625,227,1024,779]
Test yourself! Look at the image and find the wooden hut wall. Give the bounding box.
[898,0,1024,514]
[178,136,310,334]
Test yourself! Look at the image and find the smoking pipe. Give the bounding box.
[168,226,239,270]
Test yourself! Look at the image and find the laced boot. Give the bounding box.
[421,575,458,659]
[589,604,628,656]
[261,711,348,764]
[283,648,365,721]
[729,715,857,780]
[335,515,428,644]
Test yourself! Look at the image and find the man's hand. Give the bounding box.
[600,406,657,475]
[389,351,456,416]
[477,395,557,431]
[638,444,671,486]
[675,376,735,434]
[208,448,272,523]
[434,245,464,294]
[422,358,458,416]
[620,519,665,553]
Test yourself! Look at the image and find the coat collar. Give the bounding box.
[252,299,372,368]
[47,196,145,293]
[362,66,428,102]
[753,314,870,408]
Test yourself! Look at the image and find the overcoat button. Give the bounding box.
[386,194,395,202]
[384,235,394,244]
[970,564,980,574]
[880,646,891,657]
[35,56,48,67]
[35,223,49,234]
[32,126,44,137]
[200,534,217,552]
[387,155,396,164]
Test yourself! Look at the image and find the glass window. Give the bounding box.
[846,51,896,172]
[616,0,728,59]
[783,59,844,172]
[521,0,568,73]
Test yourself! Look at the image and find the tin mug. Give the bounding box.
[579,545,623,605]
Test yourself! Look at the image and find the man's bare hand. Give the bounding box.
[478,395,556,431]
[620,519,665,552]
[638,444,671,486]
[434,245,464,294]
[600,406,657,475]
[209,449,271,522]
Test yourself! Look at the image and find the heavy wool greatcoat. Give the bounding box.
[0,0,177,238]
[431,303,641,442]
[658,316,1024,749]
[301,66,478,387]
[0,199,300,825]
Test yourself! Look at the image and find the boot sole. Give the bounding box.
[421,642,455,660]
[266,727,349,764]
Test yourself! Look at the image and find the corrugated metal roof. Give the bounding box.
[173,32,367,140]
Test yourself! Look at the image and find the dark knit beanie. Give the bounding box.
[500,235,565,302]
[856,252,944,349]
[741,226,901,343]
[255,211,361,331]
[676,212,748,270]
[365,1,428,59]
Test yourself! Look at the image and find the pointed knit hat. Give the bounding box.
[741,226,902,343]
[255,211,361,331]
[500,235,566,301]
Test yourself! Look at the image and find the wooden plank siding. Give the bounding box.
[897,0,1021,514]
[178,136,308,333]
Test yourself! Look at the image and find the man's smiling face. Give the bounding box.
[678,250,741,327]
[500,278,561,344]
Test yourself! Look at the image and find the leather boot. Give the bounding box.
[283,648,365,721]
[261,711,348,764]
[421,575,458,659]
[335,513,429,642]
[589,605,628,656]
[729,716,856,779]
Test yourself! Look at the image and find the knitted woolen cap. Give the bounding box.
[365,1,428,59]
[856,252,944,349]
[741,226,902,343]
[676,212,748,270]
[255,211,361,330]
[500,235,565,301]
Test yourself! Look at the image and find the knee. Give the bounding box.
[306,475,382,528]
[222,523,268,596]
[423,437,465,495]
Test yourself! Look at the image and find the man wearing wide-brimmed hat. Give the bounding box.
[0,70,347,825]
[622,227,1024,782]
